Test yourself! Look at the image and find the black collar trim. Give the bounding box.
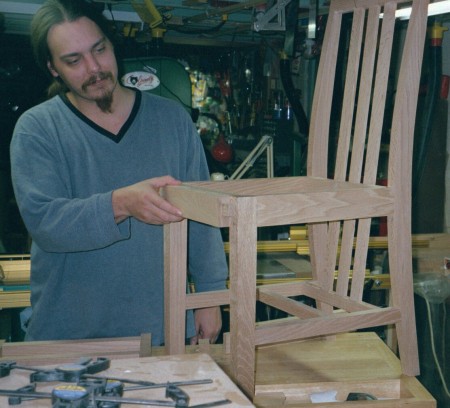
[59,89,141,143]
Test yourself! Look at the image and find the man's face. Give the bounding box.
[46,17,118,111]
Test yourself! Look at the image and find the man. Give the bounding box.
[10,0,228,345]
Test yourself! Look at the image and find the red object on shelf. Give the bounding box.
[211,134,233,163]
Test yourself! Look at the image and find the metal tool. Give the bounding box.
[0,362,16,379]
[83,375,212,391]
[29,358,110,383]
[346,392,377,401]
[0,376,232,407]
[0,358,232,407]
[7,384,37,405]
[0,384,232,407]
[0,358,111,384]
[166,384,189,408]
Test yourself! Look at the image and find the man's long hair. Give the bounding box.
[30,0,114,98]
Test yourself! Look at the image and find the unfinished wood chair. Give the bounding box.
[163,0,429,398]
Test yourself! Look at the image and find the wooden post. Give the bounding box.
[228,197,258,398]
[164,220,188,354]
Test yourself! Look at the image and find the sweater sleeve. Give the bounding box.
[10,113,130,253]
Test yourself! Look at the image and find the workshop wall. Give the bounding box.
[1,13,450,249]
[0,34,47,254]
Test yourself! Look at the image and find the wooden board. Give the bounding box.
[252,332,436,407]
[0,259,30,285]
[0,353,254,407]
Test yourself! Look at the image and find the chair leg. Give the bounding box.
[228,197,258,398]
[393,295,420,375]
[388,215,420,376]
[164,220,188,355]
[385,291,399,353]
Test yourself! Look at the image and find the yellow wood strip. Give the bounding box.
[223,236,429,254]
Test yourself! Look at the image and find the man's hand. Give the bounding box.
[112,175,183,224]
[190,306,222,345]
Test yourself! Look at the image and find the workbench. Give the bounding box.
[0,332,436,407]
[0,352,253,407]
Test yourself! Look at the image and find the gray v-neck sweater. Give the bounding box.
[10,90,228,344]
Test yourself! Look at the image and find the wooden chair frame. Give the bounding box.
[163,0,429,398]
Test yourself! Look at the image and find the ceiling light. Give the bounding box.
[394,0,450,20]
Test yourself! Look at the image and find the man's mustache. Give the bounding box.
[82,72,113,90]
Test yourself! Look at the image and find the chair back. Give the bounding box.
[307,0,429,301]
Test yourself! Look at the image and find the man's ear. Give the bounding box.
[47,61,59,78]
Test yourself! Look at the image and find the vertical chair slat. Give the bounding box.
[308,6,343,177]
[364,1,397,185]
[349,5,380,182]
[336,6,380,296]
[334,7,365,180]
[308,5,344,301]
[351,2,398,300]
[331,9,365,297]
